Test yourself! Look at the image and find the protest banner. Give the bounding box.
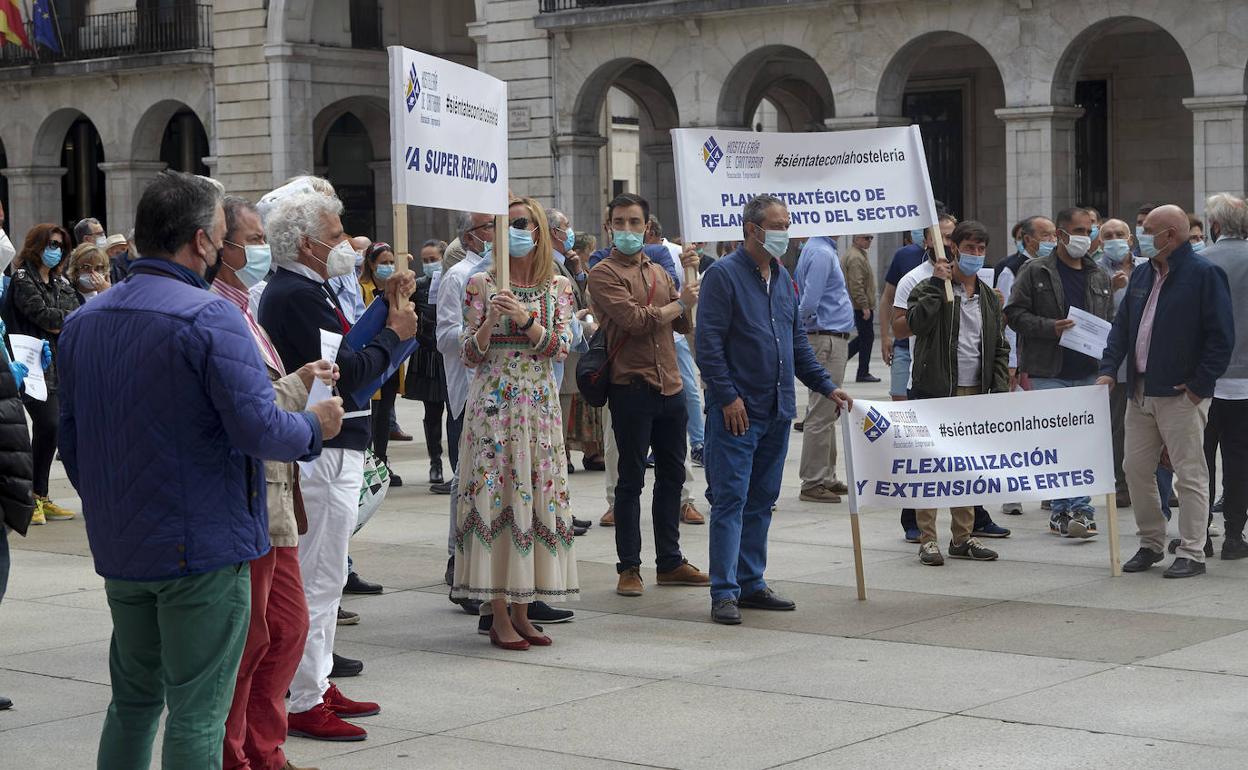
[388,46,510,285]
[840,385,1118,599]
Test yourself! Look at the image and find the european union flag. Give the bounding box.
[33,0,59,53]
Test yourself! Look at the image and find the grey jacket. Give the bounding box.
[1005,253,1114,378]
[1202,237,1248,381]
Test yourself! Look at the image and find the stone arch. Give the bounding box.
[875,31,1010,119]
[312,96,390,168]
[716,45,835,131]
[33,108,91,168]
[1050,17,1195,107]
[130,99,212,165]
[571,58,679,140]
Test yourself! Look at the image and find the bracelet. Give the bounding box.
[676,299,687,313]
[519,315,536,331]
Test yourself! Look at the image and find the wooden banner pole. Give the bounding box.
[494,214,510,291]
[928,224,954,303]
[839,416,867,600]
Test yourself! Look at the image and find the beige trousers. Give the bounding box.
[799,334,849,492]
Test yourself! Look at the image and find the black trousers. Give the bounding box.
[1207,398,1248,539]
[23,392,58,497]
[1110,382,1129,493]
[846,308,875,379]
[370,372,401,464]
[422,400,444,463]
[446,409,464,475]
[607,382,687,574]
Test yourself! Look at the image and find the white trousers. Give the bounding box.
[289,447,364,713]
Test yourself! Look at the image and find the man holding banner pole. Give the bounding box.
[697,194,851,625]
[905,220,1011,566]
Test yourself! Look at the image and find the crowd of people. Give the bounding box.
[0,172,1244,768]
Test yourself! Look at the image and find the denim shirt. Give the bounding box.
[794,236,856,333]
[696,248,836,421]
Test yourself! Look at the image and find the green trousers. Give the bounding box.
[97,563,251,770]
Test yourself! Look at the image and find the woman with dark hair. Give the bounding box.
[0,316,35,711]
[404,239,451,489]
[5,223,79,524]
[359,241,408,485]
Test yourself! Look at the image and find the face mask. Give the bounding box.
[1015,240,1026,258]
[756,226,789,259]
[1138,233,1160,260]
[1103,239,1130,264]
[563,228,575,253]
[956,252,985,276]
[422,262,439,279]
[94,237,107,250]
[1036,240,1057,258]
[1063,234,1091,259]
[1192,240,1206,253]
[910,228,926,246]
[42,246,63,268]
[480,240,493,260]
[613,229,644,256]
[354,249,366,269]
[234,244,272,289]
[77,274,96,290]
[308,237,358,278]
[374,264,396,281]
[509,227,535,258]
[1089,225,1100,242]
[1135,225,1145,238]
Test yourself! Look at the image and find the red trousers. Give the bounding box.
[223,546,309,770]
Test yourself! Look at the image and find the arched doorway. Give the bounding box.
[717,45,836,132]
[1053,18,1194,218]
[569,58,680,237]
[60,117,106,231]
[159,108,209,175]
[877,32,1008,245]
[321,112,376,239]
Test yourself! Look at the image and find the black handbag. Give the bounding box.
[576,263,656,407]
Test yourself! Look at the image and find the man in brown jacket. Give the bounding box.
[842,233,880,383]
[587,193,709,598]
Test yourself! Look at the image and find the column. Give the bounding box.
[368,160,393,246]
[264,46,315,190]
[1183,95,1248,214]
[553,133,607,239]
[994,106,1083,228]
[98,161,168,237]
[0,167,67,241]
[639,141,677,235]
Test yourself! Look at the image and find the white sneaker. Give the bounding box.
[1001,502,1022,515]
[1209,521,1222,538]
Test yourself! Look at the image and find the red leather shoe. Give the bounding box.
[520,632,553,646]
[322,683,380,717]
[287,703,366,742]
[489,628,530,650]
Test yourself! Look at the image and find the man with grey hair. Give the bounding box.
[1200,193,1248,560]
[73,216,105,248]
[697,193,850,624]
[259,190,418,741]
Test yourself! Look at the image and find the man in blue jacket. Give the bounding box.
[57,171,343,769]
[1097,204,1234,578]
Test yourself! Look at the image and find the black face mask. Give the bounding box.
[198,232,225,284]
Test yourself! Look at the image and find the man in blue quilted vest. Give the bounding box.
[57,171,344,770]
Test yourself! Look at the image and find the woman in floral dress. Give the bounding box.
[451,198,579,649]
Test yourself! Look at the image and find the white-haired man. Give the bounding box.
[258,191,418,741]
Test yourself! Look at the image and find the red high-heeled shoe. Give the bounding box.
[489,628,530,651]
[520,631,553,646]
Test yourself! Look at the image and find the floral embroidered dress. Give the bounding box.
[451,271,579,602]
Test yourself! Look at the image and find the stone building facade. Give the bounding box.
[2,1,1245,269]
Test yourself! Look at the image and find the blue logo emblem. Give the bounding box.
[405,63,420,113]
[702,136,724,173]
[863,407,891,442]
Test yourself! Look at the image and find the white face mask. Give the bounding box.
[308,236,358,278]
[1064,234,1092,259]
[94,236,107,250]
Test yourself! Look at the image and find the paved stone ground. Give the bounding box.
[2,380,1247,769]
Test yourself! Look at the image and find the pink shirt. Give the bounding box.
[211,279,286,376]
[1134,263,1168,373]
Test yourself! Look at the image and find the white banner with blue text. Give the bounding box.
[842,386,1115,513]
[670,125,938,241]
[388,46,509,214]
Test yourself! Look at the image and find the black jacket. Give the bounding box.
[1005,253,1114,377]
[5,268,81,392]
[907,275,1011,397]
[402,273,447,403]
[0,363,34,536]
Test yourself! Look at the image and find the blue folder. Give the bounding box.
[345,297,422,404]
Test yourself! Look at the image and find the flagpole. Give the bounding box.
[21,0,38,61]
[46,0,63,56]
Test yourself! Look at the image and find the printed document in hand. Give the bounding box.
[301,328,343,478]
[1058,306,1112,359]
[8,335,47,401]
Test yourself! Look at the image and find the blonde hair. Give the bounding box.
[498,197,555,287]
[67,243,108,286]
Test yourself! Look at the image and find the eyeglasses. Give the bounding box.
[510,216,531,230]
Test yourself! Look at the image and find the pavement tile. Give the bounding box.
[313,735,646,769]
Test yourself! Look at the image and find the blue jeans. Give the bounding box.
[1030,376,1095,516]
[1157,466,1174,520]
[706,412,789,602]
[674,335,705,448]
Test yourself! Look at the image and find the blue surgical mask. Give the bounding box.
[422,262,439,279]
[756,226,789,259]
[910,228,926,246]
[1103,239,1130,264]
[612,230,644,256]
[1015,240,1026,258]
[480,240,493,260]
[563,228,575,253]
[1089,225,1100,242]
[1192,240,1206,253]
[509,227,535,258]
[1135,225,1145,238]
[956,252,985,276]
[374,264,396,281]
[1036,240,1057,258]
[42,246,62,268]
[1138,233,1159,259]
[236,244,272,289]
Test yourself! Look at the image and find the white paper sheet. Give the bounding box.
[8,334,47,401]
[1058,305,1112,359]
[300,328,343,478]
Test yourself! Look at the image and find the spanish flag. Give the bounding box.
[0,0,31,49]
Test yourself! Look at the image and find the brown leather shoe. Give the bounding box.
[656,560,710,586]
[799,486,841,503]
[827,481,849,496]
[616,567,644,596]
[600,506,615,527]
[680,503,705,525]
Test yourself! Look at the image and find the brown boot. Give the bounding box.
[799,485,841,503]
[616,567,644,596]
[657,560,710,586]
[600,506,615,527]
[680,503,705,525]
